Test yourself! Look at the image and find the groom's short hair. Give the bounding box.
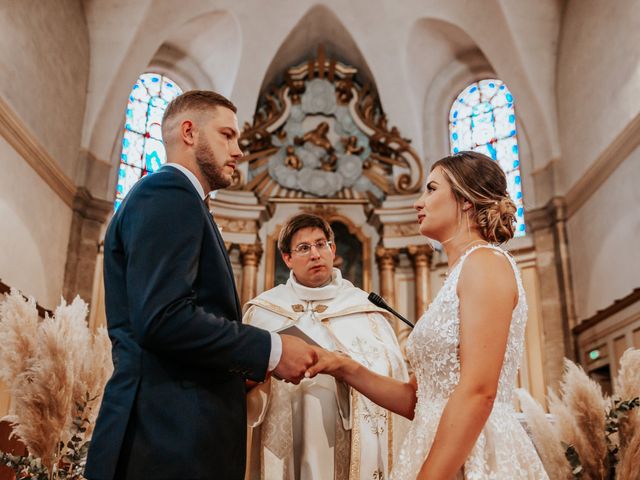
[278,213,335,254]
[162,90,237,136]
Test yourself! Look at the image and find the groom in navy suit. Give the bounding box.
[85,91,318,480]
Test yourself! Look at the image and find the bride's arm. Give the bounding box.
[416,249,518,480]
[305,351,418,419]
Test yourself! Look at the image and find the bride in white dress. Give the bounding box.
[306,151,549,479]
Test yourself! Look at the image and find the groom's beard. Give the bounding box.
[195,137,232,191]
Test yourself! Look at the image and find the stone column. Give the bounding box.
[408,244,433,322]
[62,188,112,306]
[239,243,263,306]
[527,196,575,390]
[88,241,106,330]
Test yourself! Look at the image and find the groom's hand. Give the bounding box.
[273,335,318,384]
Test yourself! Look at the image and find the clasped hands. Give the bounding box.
[272,334,351,384]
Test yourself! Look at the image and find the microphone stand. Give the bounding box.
[367,292,414,329]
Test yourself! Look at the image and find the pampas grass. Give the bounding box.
[517,389,570,479]
[519,351,640,480]
[614,349,640,480]
[0,290,39,382]
[0,289,113,479]
[560,360,608,479]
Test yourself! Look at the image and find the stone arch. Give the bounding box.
[84,7,241,201]
[405,13,558,192]
[406,18,540,210]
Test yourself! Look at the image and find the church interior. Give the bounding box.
[0,0,639,475]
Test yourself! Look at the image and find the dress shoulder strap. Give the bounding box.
[451,243,518,283]
[449,244,520,289]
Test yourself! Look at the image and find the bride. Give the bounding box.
[306,151,549,479]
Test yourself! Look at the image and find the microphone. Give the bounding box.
[368,292,414,329]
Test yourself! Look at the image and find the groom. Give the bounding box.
[85,91,318,480]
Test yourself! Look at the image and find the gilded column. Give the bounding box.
[375,246,404,337]
[239,243,263,306]
[408,244,433,323]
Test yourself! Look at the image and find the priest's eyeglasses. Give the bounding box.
[291,240,333,256]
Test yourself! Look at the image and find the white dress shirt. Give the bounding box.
[164,163,282,371]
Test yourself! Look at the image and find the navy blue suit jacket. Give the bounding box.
[85,166,271,479]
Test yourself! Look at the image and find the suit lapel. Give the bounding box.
[204,207,242,319]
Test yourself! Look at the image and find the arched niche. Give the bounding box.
[258,4,377,100]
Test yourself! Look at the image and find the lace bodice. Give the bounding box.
[406,244,527,406]
[392,244,549,479]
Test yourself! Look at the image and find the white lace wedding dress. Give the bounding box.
[392,245,549,479]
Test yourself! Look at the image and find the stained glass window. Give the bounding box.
[449,79,526,236]
[115,73,183,210]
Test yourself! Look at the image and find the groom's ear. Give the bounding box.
[180,119,196,146]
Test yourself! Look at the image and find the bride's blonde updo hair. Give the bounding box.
[432,151,517,244]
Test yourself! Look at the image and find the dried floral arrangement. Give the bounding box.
[518,349,640,480]
[0,289,112,479]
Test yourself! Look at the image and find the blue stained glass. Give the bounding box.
[448,79,526,236]
[115,73,183,210]
[146,150,162,171]
[485,142,497,160]
[144,137,165,171]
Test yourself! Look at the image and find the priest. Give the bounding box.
[244,213,409,480]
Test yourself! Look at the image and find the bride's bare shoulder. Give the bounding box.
[458,247,516,294]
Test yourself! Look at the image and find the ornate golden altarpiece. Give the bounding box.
[209,49,431,345]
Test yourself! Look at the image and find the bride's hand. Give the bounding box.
[304,347,353,381]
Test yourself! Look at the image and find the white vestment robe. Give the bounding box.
[244,269,410,480]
